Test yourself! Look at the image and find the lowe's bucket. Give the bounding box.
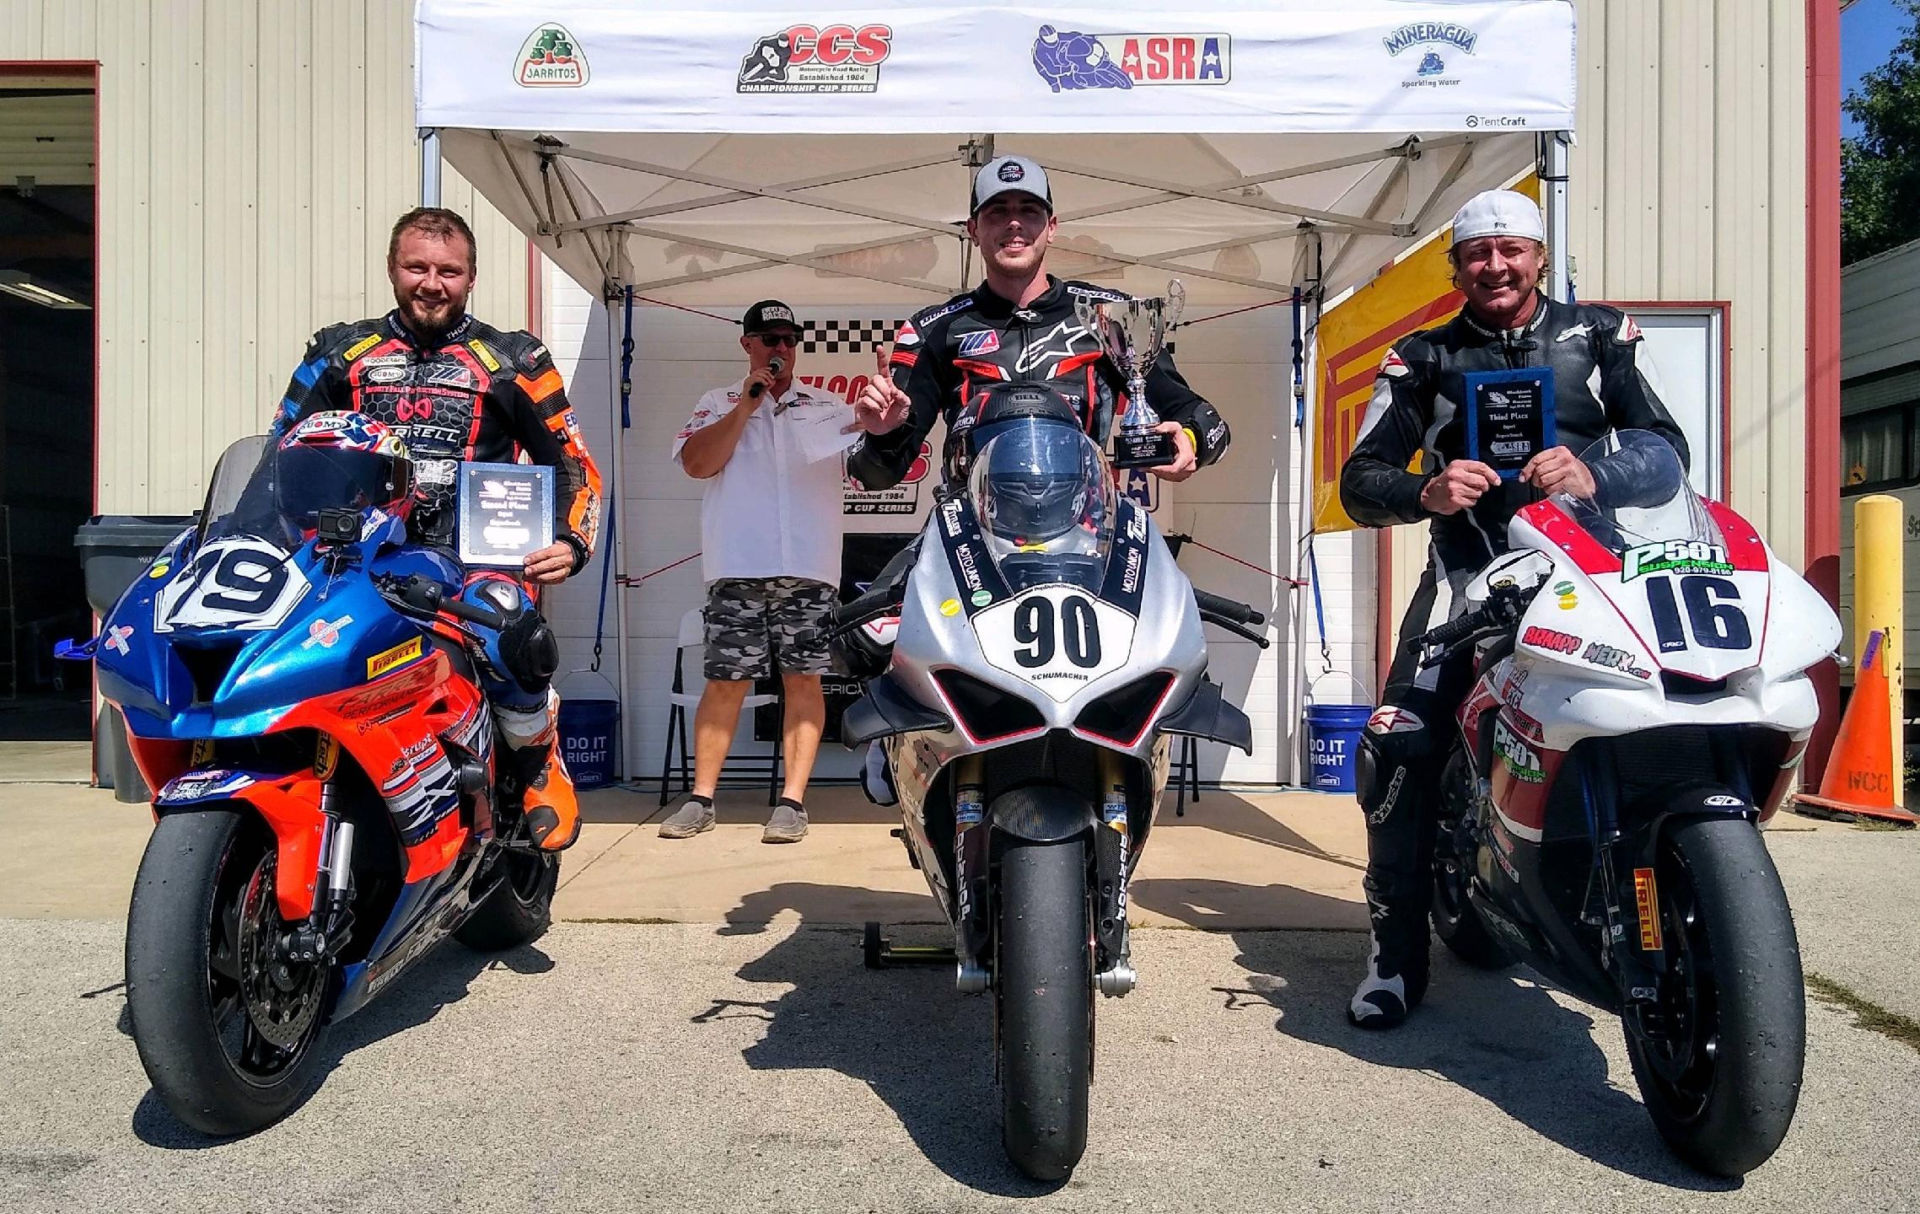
[557,673,620,791]
[1305,674,1371,794]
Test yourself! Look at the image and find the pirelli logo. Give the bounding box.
[468,339,501,373]
[366,636,424,680]
[344,334,382,361]
[1633,866,1663,952]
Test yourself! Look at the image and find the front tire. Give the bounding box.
[1623,816,1805,1177]
[996,836,1092,1182]
[126,810,330,1136]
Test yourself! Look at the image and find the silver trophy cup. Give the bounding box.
[1075,280,1187,469]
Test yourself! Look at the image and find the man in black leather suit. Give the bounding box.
[1339,189,1689,1028]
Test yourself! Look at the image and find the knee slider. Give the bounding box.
[474,582,556,695]
[1356,706,1434,812]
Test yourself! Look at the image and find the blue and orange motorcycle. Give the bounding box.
[64,419,558,1135]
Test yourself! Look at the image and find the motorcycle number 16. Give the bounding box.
[1645,574,1752,654]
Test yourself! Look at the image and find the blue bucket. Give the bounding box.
[558,678,620,791]
[1305,674,1372,794]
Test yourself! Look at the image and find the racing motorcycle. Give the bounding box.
[60,428,558,1136]
[833,397,1261,1180]
[1411,430,1836,1176]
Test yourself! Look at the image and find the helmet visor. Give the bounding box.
[967,422,1115,591]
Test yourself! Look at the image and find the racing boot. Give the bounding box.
[1348,877,1431,1029]
[498,690,580,852]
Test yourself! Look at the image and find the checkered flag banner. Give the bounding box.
[803,319,905,355]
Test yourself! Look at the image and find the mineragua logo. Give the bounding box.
[517,24,588,88]
[1382,22,1479,57]
[1031,26,1230,91]
[738,24,894,94]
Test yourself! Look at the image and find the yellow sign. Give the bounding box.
[366,636,424,679]
[344,333,382,361]
[1311,175,1538,532]
[468,339,501,373]
[314,733,339,780]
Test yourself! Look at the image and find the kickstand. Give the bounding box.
[862,922,957,970]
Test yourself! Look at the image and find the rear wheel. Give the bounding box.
[454,848,558,951]
[125,810,330,1136]
[996,836,1092,1182]
[1623,816,1805,1177]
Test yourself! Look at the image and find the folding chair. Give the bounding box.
[658,606,784,806]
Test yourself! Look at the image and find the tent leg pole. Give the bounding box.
[420,128,442,207]
[1541,130,1572,303]
[604,297,636,780]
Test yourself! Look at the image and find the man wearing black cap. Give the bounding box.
[664,300,854,843]
[848,155,1232,488]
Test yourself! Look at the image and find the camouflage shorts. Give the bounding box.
[703,577,838,681]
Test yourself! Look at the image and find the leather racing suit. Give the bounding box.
[271,310,604,849]
[845,275,1231,492]
[1337,291,1688,1019]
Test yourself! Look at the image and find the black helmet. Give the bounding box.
[944,381,1085,484]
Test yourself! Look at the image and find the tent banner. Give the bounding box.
[1310,234,1461,533]
[418,1,1576,135]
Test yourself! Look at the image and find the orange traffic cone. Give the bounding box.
[1798,629,1918,825]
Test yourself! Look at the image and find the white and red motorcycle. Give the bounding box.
[1415,430,1838,1177]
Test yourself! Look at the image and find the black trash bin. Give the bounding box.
[73,515,196,801]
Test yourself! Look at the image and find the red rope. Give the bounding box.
[1182,537,1306,587]
[617,551,702,587]
[1176,299,1290,329]
[629,296,740,325]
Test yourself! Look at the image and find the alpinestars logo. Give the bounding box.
[738,24,894,93]
[517,24,589,87]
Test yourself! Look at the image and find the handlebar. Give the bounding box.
[834,585,903,628]
[1193,589,1264,627]
[379,574,507,632]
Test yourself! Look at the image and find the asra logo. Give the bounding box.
[1031,26,1231,91]
[516,24,589,88]
[738,24,894,94]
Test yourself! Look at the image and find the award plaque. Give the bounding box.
[1075,280,1186,469]
[457,462,556,569]
[1463,367,1557,480]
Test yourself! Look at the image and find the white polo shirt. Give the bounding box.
[672,379,854,586]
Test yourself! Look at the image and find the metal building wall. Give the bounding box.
[1568,0,1809,566]
[0,0,528,514]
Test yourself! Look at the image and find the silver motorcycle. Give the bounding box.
[835,410,1262,1180]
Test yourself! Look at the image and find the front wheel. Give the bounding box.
[996,836,1092,1182]
[125,810,331,1136]
[1623,816,1805,1177]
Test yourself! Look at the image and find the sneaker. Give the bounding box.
[762,803,808,844]
[658,798,716,839]
[1347,930,1430,1029]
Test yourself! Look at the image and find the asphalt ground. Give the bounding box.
[3,853,1919,1211]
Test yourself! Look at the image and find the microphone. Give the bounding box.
[748,356,786,400]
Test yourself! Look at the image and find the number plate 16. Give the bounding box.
[971,586,1137,701]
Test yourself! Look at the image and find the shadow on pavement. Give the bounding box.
[1130,875,1368,932]
[700,881,1070,1198]
[1154,791,1366,871]
[128,940,555,1149]
[1225,930,1740,1192]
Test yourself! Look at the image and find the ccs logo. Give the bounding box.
[738,24,893,93]
[1032,26,1230,91]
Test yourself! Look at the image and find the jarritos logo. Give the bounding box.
[516,24,589,88]
[738,24,894,94]
[1032,26,1230,90]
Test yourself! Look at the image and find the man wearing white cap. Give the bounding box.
[1338,189,1689,1029]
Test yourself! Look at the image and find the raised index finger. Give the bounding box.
[875,342,893,380]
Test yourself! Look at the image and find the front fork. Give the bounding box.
[1092,749,1135,997]
[953,757,992,993]
[282,773,359,968]
[1585,773,1671,1017]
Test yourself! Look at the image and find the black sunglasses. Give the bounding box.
[755,332,801,349]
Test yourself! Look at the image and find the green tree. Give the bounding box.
[1844,1,1920,264]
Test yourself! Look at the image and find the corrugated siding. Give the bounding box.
[0,0,527,513]
[1841,239,1920,382]
[1569,0,1808,567]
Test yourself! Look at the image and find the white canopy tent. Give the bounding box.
[414,0,1578,781]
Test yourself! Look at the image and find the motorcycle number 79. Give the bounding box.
[1645,574,1751,653]
[972,586,1137,701]
[154,538,310,633]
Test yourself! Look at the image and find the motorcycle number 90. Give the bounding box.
[972,586,1138,702]
[154,538,311,633]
